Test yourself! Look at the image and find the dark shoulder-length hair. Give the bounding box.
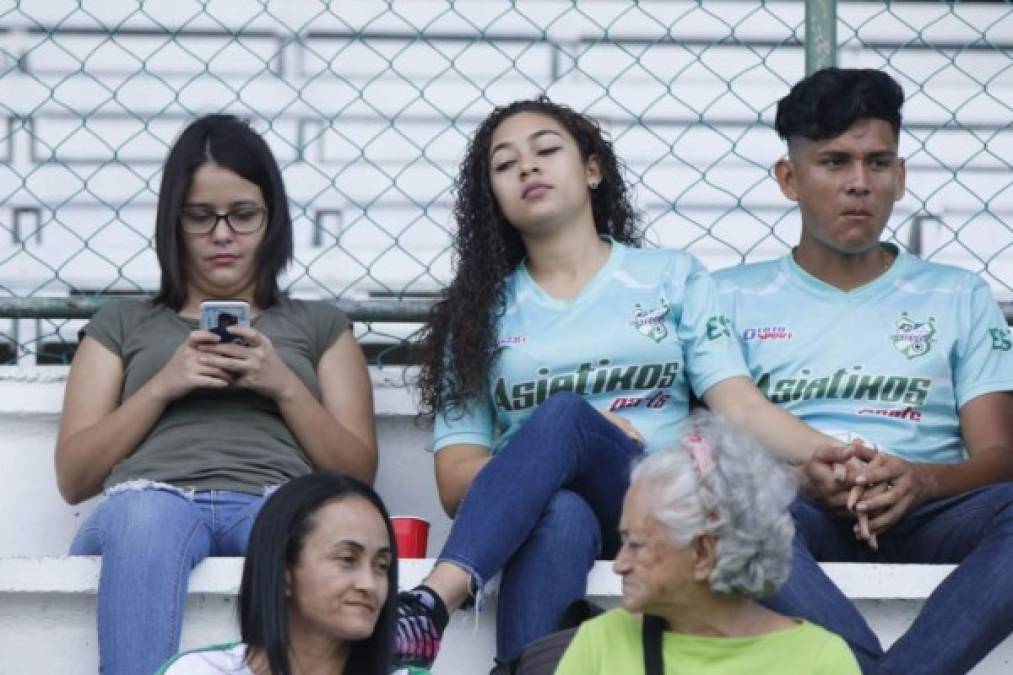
[152,113,293,310]
[415,96,642,420]
[239,472,397,675]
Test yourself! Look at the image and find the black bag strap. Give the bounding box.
[642,614,666,675]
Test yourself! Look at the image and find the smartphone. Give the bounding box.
[199,300,250,344]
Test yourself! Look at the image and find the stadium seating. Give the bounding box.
[2,364,1011,673]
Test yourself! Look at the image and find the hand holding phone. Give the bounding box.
[150,325,233,402]
[196,301,295,400]
[199,300,250,345]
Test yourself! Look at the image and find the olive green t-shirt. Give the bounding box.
[81,298,350,494]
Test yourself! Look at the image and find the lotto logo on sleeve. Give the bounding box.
[741,326,793,342]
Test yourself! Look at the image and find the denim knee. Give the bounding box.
[526,391,594,428]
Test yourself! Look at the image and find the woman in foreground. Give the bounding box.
[158,471,428,675]
[555,412,860,674]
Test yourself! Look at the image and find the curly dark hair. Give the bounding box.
[415,97,643,420]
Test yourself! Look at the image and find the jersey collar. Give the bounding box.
[517,235,625,309]
[780,242,908,299]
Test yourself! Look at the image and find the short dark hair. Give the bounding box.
[239,472,397,675]
[774,68,904,144]
[152,114,293,310]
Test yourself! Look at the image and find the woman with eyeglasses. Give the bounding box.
[55,114,377,675]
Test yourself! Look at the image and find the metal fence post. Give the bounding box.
[805,0,837,73]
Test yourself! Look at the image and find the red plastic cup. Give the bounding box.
[391,516,430,558]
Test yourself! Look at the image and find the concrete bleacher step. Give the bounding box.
[2,556,1012,674]
[3,366,1013,673]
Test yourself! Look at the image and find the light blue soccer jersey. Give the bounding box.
[715,245,1013,464]
[434,241,748,454]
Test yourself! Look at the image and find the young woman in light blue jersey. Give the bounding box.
[394,97,839,671]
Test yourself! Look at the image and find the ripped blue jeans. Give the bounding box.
[70,482,271,675]
[438,392,644,660]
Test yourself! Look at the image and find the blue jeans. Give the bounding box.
[762,484,1013,675]
[70,483,270,675]
[438,392,644,660]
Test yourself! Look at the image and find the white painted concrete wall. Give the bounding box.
[3,556,1013,674]
[2,366,1013,673]
[0,366,454,559]
[0,557,500,675]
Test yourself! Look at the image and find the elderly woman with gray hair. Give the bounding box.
[555,411,860,674]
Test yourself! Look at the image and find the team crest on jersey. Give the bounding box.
[890,312,936,359]
[631,299,671,343]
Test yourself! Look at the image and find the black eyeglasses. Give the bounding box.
[180,206,267,235]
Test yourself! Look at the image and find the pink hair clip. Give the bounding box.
[683,432,716,480]
[683,432,720,523]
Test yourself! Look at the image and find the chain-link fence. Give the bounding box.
[0,0,1010,365]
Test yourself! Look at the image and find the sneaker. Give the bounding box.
[393,585,450,668]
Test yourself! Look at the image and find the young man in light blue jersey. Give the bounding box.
[715,68,1013,674]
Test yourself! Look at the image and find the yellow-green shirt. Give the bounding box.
[555,609,860,675]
